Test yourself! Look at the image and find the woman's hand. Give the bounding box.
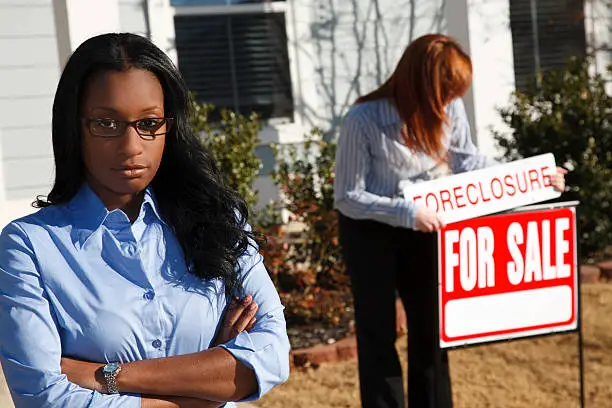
[213,294,258,346]
[414,207,445,233]
[552,166,568,192]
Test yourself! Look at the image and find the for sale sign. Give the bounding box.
[402,153,561,224]
[438,205,578,349]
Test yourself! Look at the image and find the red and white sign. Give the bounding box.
[438,206,578,348]
[402,153,561,224]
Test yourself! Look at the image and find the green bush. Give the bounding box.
[186,97,350,324]
[494,58,612,259]
[189,96,262,211]
[271,129,347,289]
[248,130,351,326]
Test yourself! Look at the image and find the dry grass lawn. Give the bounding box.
[255,283,612,408]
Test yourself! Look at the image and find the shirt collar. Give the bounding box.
[142,187,166,226]
[67,183,166,249]
[376,99,401,126]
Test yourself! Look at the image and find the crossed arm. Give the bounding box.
[61,296,262,408]
[0,224,290,408]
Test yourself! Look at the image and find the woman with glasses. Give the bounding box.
[334,33,567,408]
[0,33,289,407]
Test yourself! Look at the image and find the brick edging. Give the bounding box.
[291,336,358,368]
[597,260,612,281]
[581,259,612,283]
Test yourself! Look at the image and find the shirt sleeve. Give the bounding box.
[447,98,499,173]
[333,113,418,228]
[218,229,291,401]
[0,222,141,408]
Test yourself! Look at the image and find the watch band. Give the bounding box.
[102,363,121,394]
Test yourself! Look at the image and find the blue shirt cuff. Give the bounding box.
[219,329,290,402]
[89,390,141,407]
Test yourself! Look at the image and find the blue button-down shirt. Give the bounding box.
[333,97,497,228]
[0,184,290,407]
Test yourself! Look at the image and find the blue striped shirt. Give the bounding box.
[333,97,496,229]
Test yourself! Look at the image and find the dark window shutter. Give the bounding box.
[174,12,294,121]
[509,0,587,92]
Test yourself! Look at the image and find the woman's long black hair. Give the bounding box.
[37,33,252,298]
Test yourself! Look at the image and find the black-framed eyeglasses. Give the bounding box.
[81,117,174,140]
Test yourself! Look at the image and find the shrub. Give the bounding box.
[187,97,352,326]
[189,96,262,211]
[494,58,612,258]
[252,203,294,290]
[271,129,347,289]
[245,130,352,326]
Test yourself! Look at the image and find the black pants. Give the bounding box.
[338,213,453,408]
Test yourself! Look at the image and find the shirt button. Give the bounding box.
[143,290,155,300]
[152,339,162,349]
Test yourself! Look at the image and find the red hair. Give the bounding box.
[357,34,472,160]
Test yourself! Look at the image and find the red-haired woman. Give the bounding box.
[333,34,566,408]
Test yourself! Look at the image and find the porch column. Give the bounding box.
[446,0,477,144]
[446,0,516,157]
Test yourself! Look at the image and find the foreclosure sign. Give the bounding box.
[402,153,561,224]
[438,206,578,348]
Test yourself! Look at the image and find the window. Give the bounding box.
[509,0,587,92]
[173,0,294,122]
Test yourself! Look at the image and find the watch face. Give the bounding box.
[103,362,120,374]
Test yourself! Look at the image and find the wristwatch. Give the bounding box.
[102,362,122,394]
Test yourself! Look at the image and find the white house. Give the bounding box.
[0,0,610,229]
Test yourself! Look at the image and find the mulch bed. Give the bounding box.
[281,289,356,350]
[287,316,355,350]
[285,290,356,350]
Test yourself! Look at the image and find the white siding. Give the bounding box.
[288,0,446,134]
[0,97,54,127]
[0,67,58,97]
[585,0,612,78]
[0,0,58,227]
[0,5,56,36]
[0,0,49,5]
[1,127,52,159]
[0,37,59,68]
[4,157,54,194]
